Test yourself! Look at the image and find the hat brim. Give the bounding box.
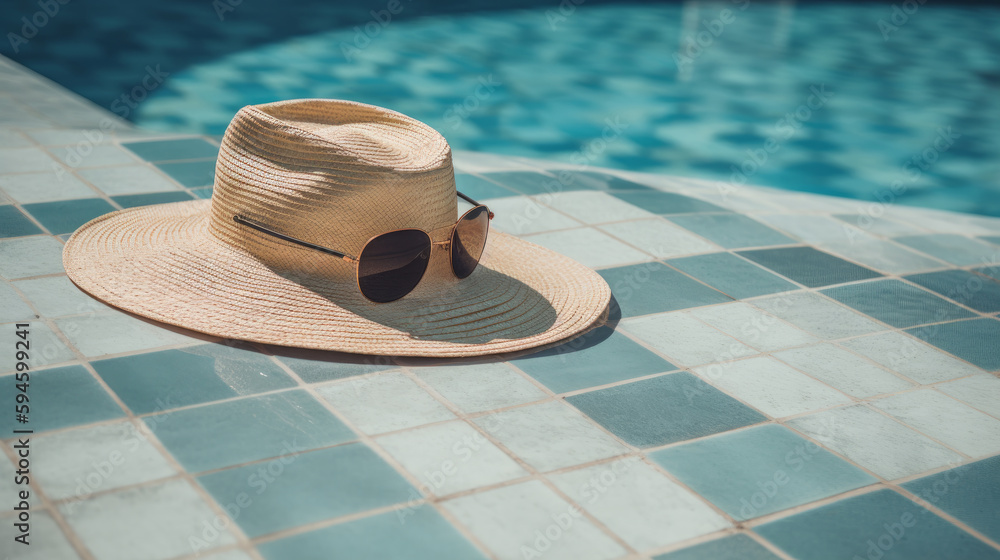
[63,199,611,357]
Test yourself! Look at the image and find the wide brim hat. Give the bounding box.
[63,99,610,357]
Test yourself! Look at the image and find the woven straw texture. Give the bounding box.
[62,99,611,357]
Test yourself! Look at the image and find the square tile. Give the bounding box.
[668,253,798,299]
[599,262,732,318]
[822,279,976,328]
[752,292,887,339]
[756,489,1000,560]
[871,389,1000,457]
[905,269,1000,313]
[756,214,863,244]
[78,166,181,196]
[198,443,415,538]
[572,170,655,191]
[276,353,395,384]
[622,312,757,367]
[737,247,882,288]
[773,344,913,398]
[0,510,80,560]
[60,478,237,560]
[936,375,1000,417]
[694,356,851,418]
[479,171,571,196]
[258,505,487,560]
[147,389,354,472]
[413,362,547,412]
[122,138,219,161]
[0,146,58,173]
[0,322,76,373]
[192,187,213,199]
[156,160,216,187]
[14,274,108,317]
[975,265,1000,282]
[598,219,720,259]
[512,327,676,393]
[315,371,455,435]
[567,372,766,448]
[524,227,650,269]
[651,425,875,520]
[22,198,115,235]
[0,130,30,148]
[0,205,42,237]
[786,405,962,479]
[612,191,728,214]
[821,238,947,274]
[907,319,1000,371]
[486,195,582,235]
[455,173,518,200]
[442,480,626,560]
[112,191,195,208]
[689,302,818,352]
[0,365,123,434]
[474,400,629,471]
[895,234,1000,266]
[92,344,296,413]
[0,236,66,279]
[667,214,794,249]
[544,190,656,224]
[377,420,527,495]
[0,282,33,321]
[32,420,177,501]
[834,214,925,237]
[903,455,1000,544]
[53,310,196,357]
[52,144,139,168]
[841,331,985,384]
[654,534,782,560]
[550,459,730,551]
[0,169,96,203]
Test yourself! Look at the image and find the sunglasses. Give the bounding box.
[234,192,494,303]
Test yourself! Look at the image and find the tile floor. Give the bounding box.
[1,54,1000,560]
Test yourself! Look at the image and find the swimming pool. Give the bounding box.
[3,0,999,216]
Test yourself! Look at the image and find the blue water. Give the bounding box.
[3,1,1000,215]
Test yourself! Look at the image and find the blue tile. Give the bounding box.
[667,214,795,249]
[598,262,732,318]
[192,187,213,199]
[822,280,976,328]
[122,138,219,162]
[0,365,123,433]
[92,344,296,414]
[905,270,1000,313]
[981,236,1000,246]
[571,171,655,191]
[146,390,354,472]
[455,174,517,200]
[903,455,1000,543]
[668,253,798,299]
[111,191,195,208]
[276,353,395,384]
[756,489,1000,560]
[258,505,486,560]
[907,318,1000,371]
[156,160,217,187]
[650,425,876,521]
[738,247,882,288]
[22,198,116,235]
[513,326,677,393]
[0,205,42,237]
[482,171,582,196]
[895,234,999,266]
[566,372,766,448]
[198,443,414,538]
[976,266,1000,283]
[612,191,728,214]
[653,534,781,560]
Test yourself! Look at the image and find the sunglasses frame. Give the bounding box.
[234,191,494,303]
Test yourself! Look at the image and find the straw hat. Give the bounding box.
[63,99,611,357]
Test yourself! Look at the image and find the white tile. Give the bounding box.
[871,389,1000,458]
[541,191,656,224]
[599,218,720,259]
[413,363,547,413]
[377,421,528,495]
[622,312,757,367]
[752,292,886,339]
[0,169,97,203]
[525,227,650,269]
[773,343,913,398]
[936,375,1000,418]
[0,146,59,173]
[757,214,863,244]
[820,238,947,274]
[316,371,455,435]
[77,166,181,196]
[485,195,582,235]
[694,356,850,418]
[14,275,108,317]
[0,510,80,559]
[443,480,626,560]
[475,401,628,472]
[689,302,818,352]
[549,459,729,551]
[840,331,984,384]
[0,282,34,322]
[787,405,962,480]
[1,322,76,373]
[0,236,66,279]
[53,311,196,357]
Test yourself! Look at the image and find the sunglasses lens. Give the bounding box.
[358,229,431,303]
[451,205,490,279]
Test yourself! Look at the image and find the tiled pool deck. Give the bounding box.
[2,56,1000,560]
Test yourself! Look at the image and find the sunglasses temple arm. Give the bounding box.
[233,215,357,262]
[456,191,494,219]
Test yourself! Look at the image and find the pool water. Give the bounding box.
[3,1,999,215]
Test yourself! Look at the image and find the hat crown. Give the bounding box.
[209,99,456,274]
